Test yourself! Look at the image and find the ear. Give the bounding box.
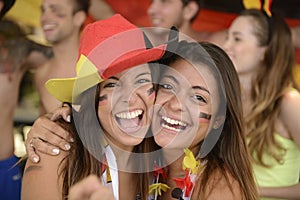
[183,1,199,21]
[73,10,87,28]
[213,115,225,129]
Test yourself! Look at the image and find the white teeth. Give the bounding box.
[162,116,187,126]
[116,110,143,119]
[162,123,181,132]
[43,24,56,30]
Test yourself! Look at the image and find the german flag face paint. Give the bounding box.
[199,112,211,123]
[98,94,108,107]
[147,86,156,104]
[96,64,154,150]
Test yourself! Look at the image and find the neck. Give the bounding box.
[118,171,138,200]
[52,33,80,64]
[108,142,136,171]
[238,73,255,98]
[179,22,193,36]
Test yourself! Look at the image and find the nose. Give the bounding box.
[147,0,159,16]
[222,37,231,52]
[116,87,139,106]
[40,8,52,25]
[166,93,183,112]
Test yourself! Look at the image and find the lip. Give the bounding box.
[159,113,188,135]
[114,109,144,134]
[150,18,162,27]
[42,23,56,34]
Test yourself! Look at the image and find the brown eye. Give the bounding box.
[103,82,118,88]
[193,95,207,103]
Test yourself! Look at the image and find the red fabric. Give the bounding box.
[103,0,300,64]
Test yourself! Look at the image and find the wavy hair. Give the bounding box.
[164,41,258,200]
[242,9,298,167]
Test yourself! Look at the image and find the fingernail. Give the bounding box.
[64,143,71,150]
[70,138,75,142]
[66,115,71,123]
[33,156,39,163]
[52,148,60,155]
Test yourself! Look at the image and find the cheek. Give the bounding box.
[147,88,156,104]
[199,112,211,123]
[138,85,156,105]
[98,94,108,107]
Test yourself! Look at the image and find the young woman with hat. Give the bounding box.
[22,14,177,200]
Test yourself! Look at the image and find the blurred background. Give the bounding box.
[3,0,300,157]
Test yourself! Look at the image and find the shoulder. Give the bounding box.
[204,168,242,200]
[21,150,69,200]
[279,89,300,119]
[278,88,300,142]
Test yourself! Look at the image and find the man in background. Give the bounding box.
[34,0,89,115]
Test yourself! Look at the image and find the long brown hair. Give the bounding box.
[243,9,298,167]
[165,41,258,200]
[58,84,154,200]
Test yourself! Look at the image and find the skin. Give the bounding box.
[68,174,114,200]
[22,64,154,200]
[97,64,154,151]
[224,15,300,199]
[146,0,227,46]
[35,0,87,115]
[0,1,3,12]
[152,60,216,152]
[151,58,241,200]
[0,22,50,160]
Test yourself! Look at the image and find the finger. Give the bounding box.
[51,106,72,123]
[35,116,72,144]
[25,137,40,163]
[68,175,101,200]
[30,137,61,156]
[90,189,115,200]
[25,117,71,155]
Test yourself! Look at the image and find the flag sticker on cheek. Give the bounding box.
[147,87,155,101]
[98,94,108,107]
[199,112,211,123]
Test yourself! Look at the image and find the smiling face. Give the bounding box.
[97,64,155,151]
[152,59,220,153]
[40,0,83,43]
[223,16,267,76]
[147,0,185,33]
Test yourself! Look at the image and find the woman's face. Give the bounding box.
[97,64,155,151]
[152,59,220,152]
[223,16,267,75]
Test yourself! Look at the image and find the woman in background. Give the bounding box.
[224,8,300,199]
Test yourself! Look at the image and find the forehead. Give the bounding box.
[113,63,151,78]
[42,0,74,8]
[165,59,218,93]
[230,16,256,35]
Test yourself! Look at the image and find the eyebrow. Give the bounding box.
[162,75,179,85]
[135,72,151,79]
[232,31,242,37]
[192,86,210,94]
[108,76,119,81]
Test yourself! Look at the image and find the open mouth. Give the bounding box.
[160,115,187,133]
[115,109,144,133]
